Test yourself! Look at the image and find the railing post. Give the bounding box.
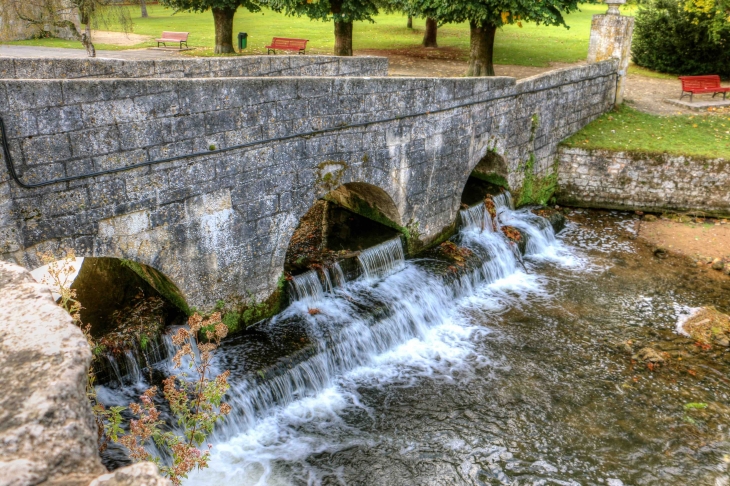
[587,0,635,105]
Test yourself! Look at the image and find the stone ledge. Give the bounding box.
[0,261,167,486]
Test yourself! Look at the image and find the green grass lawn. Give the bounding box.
[562,105,730,158]
[4,3,609,66]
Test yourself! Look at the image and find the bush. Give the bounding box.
[632,0,730,78]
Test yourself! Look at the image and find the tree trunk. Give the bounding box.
[422,17,438,47]
[407,15,413,29]
[82,22,96,57]
[212,7,236,54]
[467,21,497,76]
[140,0,148,18]
[334,20,353,56]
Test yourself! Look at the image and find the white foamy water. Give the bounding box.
[183,196,581,485]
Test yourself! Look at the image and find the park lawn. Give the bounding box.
[4,3,609,66]
[562,105,730,159]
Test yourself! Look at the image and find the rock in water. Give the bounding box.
[633,347,665,364]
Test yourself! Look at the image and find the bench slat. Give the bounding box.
[266,37,309,54]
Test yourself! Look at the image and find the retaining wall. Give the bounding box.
[0,60,618,310]
[557,147,730,216]
[0,56,389,80]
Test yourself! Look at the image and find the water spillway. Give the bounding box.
[97,198,730,485]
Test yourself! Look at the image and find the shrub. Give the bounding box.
[632,0,730,78]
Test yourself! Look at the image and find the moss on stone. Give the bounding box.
[515,155,559,207]
[471,170,509,189]
[234,273,288,330]
[119,259,190,315]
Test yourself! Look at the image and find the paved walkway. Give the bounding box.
[0,45,181,60]
[3,44,728,116]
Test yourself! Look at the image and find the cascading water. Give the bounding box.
[357,237,406,279]
[103,192,570,484]
[291,270,325,302]
[459,203,494,233]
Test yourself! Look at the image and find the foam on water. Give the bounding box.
[182,194,582,485]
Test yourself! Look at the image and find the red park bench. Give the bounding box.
[156,31,189,49]
[266,37,309,55]
[679,75,730,102]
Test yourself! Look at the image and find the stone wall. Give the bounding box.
[0,56,389,80]
[0,60,618,311]
[0,261,168,486]
[557,147,730,216]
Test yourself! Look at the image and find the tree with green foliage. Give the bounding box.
[2,0,132,57]
[632,0,730,77]
[410,0,581,76]
[265,0,379,56]
[160,0,260,53]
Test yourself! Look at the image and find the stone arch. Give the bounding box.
[470,151,510,189]
[28,253,188,337]
[459,149,511,207]
[283,182,404,275]
[324,182,403,229]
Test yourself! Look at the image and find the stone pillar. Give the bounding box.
[587,0,635,105]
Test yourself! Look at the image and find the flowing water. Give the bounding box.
[99,199,730,485]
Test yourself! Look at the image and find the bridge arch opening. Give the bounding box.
[31,254,188,385]
[461,151,510,206]
[285,182,403,276]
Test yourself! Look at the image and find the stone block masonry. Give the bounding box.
[557,147,730,216]
[0,56,389,80]
[0,60,618,311]
[0,261,168,485]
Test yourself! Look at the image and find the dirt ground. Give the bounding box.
[638,218,730,263]
[356,47,583,79]
[91,30,151,46]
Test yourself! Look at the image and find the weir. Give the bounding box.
[97,193,566,467]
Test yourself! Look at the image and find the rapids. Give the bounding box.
[98,198,730,486]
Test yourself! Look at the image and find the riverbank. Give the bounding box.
[636,214,730,276]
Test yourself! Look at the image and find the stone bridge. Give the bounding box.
[0,55,619,312]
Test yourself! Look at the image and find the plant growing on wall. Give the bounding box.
[264,0,379,56]
[107,312,232,485]
[2,0,132,57]
[409,0,582,76]
[159,0,261,53]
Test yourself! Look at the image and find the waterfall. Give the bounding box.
[102,190,565,476]
[357,237,405,280]
[330,261,346,288]
[460,203,494,232]
[205,194,557,440]
[291,270,325,302]
[493,192,514,211]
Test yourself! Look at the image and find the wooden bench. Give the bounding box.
[266,37,309,55]
[156,31,189,49]
[679,75,730,102]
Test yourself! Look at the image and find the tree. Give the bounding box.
[410,0,581,76]
[423,17,437,47]
[160,0,261,53]
[266,0,379,56]
[632,0,730,77]
[2,0,132,57]
[140,0,149,18]
[683,0,730,41]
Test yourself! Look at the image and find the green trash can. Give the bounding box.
[238,32,248,50]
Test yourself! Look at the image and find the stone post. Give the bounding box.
[587,0,635,105]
